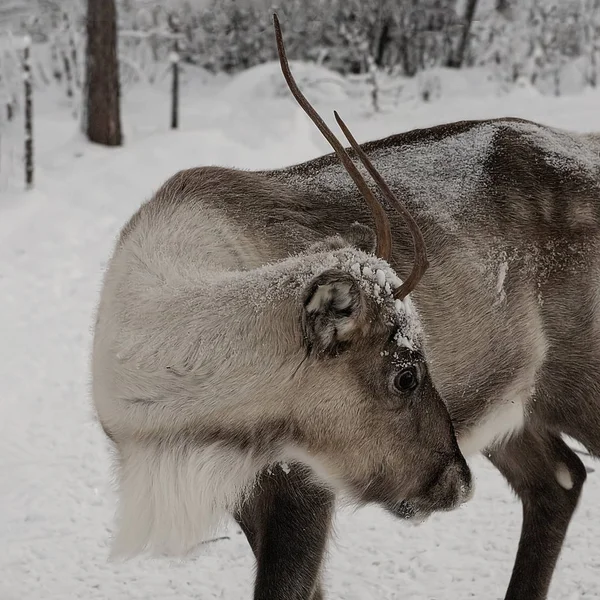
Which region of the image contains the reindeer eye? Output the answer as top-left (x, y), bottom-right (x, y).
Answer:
top-left (394, 368), bottom-right (419, 393)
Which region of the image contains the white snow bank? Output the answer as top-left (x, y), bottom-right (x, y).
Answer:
top-left (222, 59), bottom-right (348, 104)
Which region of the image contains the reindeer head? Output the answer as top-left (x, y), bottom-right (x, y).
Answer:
top-left (265, 245), bottom-right (471, 522)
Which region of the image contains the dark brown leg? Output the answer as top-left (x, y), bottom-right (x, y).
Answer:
top-left (487, 428), bottom-right (587, 600)
top-left (235, 464), bottom-right (334, 600)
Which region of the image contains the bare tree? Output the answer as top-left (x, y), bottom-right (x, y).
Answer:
top-left (85, 0), bottom-right (122, 146)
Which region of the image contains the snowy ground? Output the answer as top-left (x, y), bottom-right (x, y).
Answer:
top-left (2, 65), bottom-right (600, 600)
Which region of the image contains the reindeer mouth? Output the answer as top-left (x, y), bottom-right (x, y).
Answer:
top-left (385, 456), bottom-right (474, 522)
top-left (386, 499), bottom-right (420, 520)
top-left (384, 494), bottom-right (464, 525)
top-left (386, 496), bottom-right (447, 522)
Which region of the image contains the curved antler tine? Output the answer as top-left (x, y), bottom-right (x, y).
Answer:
top-left (273, 13), bottom-right (392, 262)
top-left (334, 111), bottom-right (429, 300)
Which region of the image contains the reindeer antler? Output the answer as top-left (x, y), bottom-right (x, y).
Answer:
top-left (333, 112), bottom-right (429, 300)
top-left (273, 13), bottom-right (392, 262)
top-left (273, 14), bottom-right (428, 299)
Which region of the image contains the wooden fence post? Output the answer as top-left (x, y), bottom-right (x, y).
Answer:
top-left (23, 35), bottom-right (34, 189)
top-left (170, 40), bottom-right (180, 130)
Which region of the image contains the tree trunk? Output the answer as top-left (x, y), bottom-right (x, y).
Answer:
top-left (447, 0), bottom-right (479, 68)
top-left (85, 0), bottom-right (122, 146)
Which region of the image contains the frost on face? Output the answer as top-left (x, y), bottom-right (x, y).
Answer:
top-left (344, 255), bottom-right (422, 350)
top-left (394, 332), bottom-right (415, 351)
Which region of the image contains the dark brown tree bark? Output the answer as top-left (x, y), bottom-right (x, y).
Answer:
top-left (85, 0), bottom-right (122, 146)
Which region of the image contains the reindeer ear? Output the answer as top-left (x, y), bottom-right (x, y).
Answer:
top-left (302, 270), bottom-right (367, 356)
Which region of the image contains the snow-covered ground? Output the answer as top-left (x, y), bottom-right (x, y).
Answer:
top-left (2, 65), bottom-right (600, 600)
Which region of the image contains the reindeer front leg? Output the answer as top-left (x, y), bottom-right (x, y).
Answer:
top-left (234, 464), bottom-right (334, 600)
top-left (487, 428), bottom-right (587, 600)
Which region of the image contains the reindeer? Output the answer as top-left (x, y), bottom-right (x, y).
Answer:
top-left (93, 13), bottom-right (600, 600)
top-left (90, 16), bottom-right (474, 572)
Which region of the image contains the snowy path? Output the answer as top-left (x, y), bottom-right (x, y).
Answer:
top-left (1, 79), bottom-right (600, 599)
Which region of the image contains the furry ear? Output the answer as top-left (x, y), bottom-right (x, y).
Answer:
top-left (302, 270), bottom-right (367, 356)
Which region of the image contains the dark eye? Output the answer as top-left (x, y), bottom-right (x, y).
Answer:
top-left (394, 368), bottom-right (419, 393)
